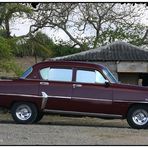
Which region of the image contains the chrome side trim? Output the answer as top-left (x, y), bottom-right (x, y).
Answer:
top-left (45, 95), bottom-right (112, 102)
top-left (46, 95), bottom-right (111, 101)
top-left (114, 100), bottom-right (148, 104)
top-left (0, 93), bottom-right (71, 99)
top-left (43, 109), bottom-right (122, 118)
top-left (0, 93), bottom-right (41, 98)
top-left (0, 93), bottom-right (112, 102)
top-left (41, 92), bottom-right (49, 110)
top-left (47, 95), bottom-right (71, 99)
top-left (73, 97), bottom-right (112, 102)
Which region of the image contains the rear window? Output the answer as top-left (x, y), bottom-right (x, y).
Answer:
top-left (20, 67), bottom-right (33, 79)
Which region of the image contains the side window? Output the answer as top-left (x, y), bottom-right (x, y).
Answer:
top-left (76, 69), bottom-right (106, 84)
top-left (40, 67), bottom-right (50, 80)
top-left (95, 71), bottom-right (106, 83)
top-left (76, 70), bottom-right (96, 83)
top-left (40, 67), bottom-right (72, 82)
top-left (21, 67), bottom-right (33, 79)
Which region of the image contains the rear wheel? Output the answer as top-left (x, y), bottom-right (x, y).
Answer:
top-left (11, 102), bottom-right (38, 124)
top-left (127, 105), bottom-right (148, 129)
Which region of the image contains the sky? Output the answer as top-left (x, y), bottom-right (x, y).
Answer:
top-left (10, 18), bottom-right (70, 42)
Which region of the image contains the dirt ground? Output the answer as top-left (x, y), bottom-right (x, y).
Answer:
top-left (0, 113), bottom-right (148, 145)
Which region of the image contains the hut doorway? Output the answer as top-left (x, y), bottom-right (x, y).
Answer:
top-left (139, 73), bottom-right (148, 86)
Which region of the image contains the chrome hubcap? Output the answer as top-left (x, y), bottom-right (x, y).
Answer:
top-left (132, 109), bottom-right (148, 126)
top-left (16, 105), bottom-right (32, 121)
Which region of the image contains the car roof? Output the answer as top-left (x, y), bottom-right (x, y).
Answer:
top-left (32, 61), bottom-right (106, 70)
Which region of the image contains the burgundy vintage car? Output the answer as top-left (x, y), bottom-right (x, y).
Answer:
top-left (0, 61), bottom-right (148, 129)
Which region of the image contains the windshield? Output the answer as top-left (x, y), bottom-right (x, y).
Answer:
top-left (103, 68), bottom-right (118, 83)
top-left (20, 67), bottom-right (33, 79)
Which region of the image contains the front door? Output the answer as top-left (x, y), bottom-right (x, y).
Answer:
top-left (70, 68), bottom-right (114, 114)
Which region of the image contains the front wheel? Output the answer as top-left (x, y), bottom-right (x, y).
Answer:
top-left (11, 102), bottom-right (38, 124)
top-left (33, 112), bottom-right (44, 123)
top-left (127, 105), bottom-right (148, 129)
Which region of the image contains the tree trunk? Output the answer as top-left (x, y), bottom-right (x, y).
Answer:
top-left (93, 30), bottom-right (100, 48)
top-left (5, 18), bottom-right (11, 38)
top-left (61, 26), bottom-right (88, 50)
top-left (34, 51), bottom-right (38, 64)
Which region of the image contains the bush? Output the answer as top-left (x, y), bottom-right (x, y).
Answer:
top-left (0, 36), bottom-right (12, 59)
top-left (0, 59), bottom-right (23, 77)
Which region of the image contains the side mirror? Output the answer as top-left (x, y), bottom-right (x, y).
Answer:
top-left (104, 80), bottom-right (110, 87)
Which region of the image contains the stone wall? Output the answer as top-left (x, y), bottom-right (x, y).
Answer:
top-left (0, 57), bottom-right (42, 77)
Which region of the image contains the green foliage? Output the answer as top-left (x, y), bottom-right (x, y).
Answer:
top-left (12, 31), bottom-right (80, 60)
top-left (5, 3), bottom-right (32, 15)
top-left (53, 44), bottom-right (81, 57)
top-left (29, 32), bottom-right (53, 59)
top-left (0, 36), bottom-right (12, 59)
top-left (0, 29), bottom-right (7, 38)
top-left (0, 3), bottom-right (32, 22)
top-left (12, 32), bottom-right (54, 62)
top-left (0, 59), bottom-right (23, 77)
top-left (93, 24), bottom-right (147, 47)
top-left (0, 29), bottom-right (23, 77)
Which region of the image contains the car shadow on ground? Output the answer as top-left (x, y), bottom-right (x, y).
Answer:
top-left (38, 121), bottom-right (130, 129)
top-left (0, 119), bottom-right (130, 129)
top-left (0, 120), bottom-right (14, 124)
top-left (0, 113), bottom-right (142, 129)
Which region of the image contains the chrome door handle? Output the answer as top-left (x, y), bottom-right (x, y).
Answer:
top-left (73, 84), bottom-right (82, 88)
top-left (40, 82), bottom-right (49, 85)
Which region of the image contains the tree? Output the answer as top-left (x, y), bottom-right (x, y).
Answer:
top-left (0, 3), bottom-right (32, 38)
top-left (78, 3), bottom-right (148, 47)
top-left (0, 36), bottom-right (12, 59)
top-left (52, 40), bottom-right (81, 57)
top-left (0, 32), bottom-right (23, 77)
top-left (14, 32), bottom-right (54, 63)
top-left (29, 3), bottom-right (148, 49)
top-left (29, 3), bottom-right (86, 49)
